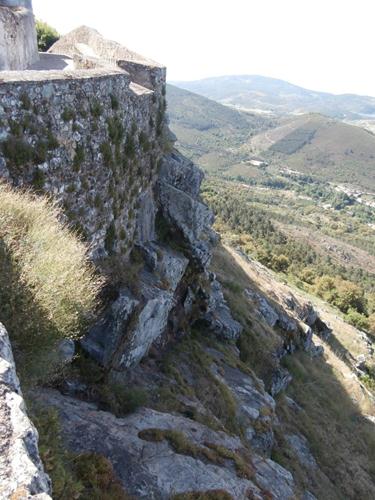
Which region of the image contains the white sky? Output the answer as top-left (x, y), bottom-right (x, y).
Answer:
top-left (33, 0), bottom-right (375, 96)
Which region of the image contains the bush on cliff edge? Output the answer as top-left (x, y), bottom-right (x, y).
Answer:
top-left (0, 183), bottom-right (102, 384)
top-left (36, 20), bottom-right (60, 52)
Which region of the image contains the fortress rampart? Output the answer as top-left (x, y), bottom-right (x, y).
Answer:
top-left (0, 32), bottom-right (167, 258)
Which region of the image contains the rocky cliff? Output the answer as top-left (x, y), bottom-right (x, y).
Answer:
top-left (0, 26), bottom-right (361, 500)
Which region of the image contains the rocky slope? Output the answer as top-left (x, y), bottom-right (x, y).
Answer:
top-left (1, 26), bottom-right (374, 500)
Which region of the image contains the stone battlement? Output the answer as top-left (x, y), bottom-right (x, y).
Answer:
top-left (0, 25), bottom-right (166, 94)
top-left (0, 27), bottom-right (167, 258)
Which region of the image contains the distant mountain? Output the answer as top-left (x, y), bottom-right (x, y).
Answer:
top-left (168, 85), bottom-right (375, 190)
top-left (248, 113), bottom-right (375, 189)
top-left (172, 75), bottom-right (375, 120)
top-left (166, 84), bottom-right (273, 171)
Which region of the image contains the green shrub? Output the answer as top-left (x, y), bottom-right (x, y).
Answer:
top-left (32, 168), bottom-right (46, 192)
top-left (314, 276), bottom-right (366, 314)
top-left (2, 131), bottom-right (59, 171)
top-left (0, 183), bottom-right (102, 384)
top-left (156, 102), bottom-right (165, 136)
top-left (62, 108), bottom-right (75, 123)
top-left (222, 280), bottom-right (242, 294)
top-left (271, 254), bottom-right (290, 272)
top-left (124, 133), bottom-right (136, 159)
top-left (31, 406), bottom-right (129, 499)
top-left (31, 407), bottom-right (83, 498)
top-left (39, 134), bottom-right (58, 160)
top-left (139, 428), bottom-right (252, 480)
top-left (73, 145), bottom-right (85, 172)
top-left (360, 373), bottom-right (375, 392)
top-left (100, 142), bottom-right (113, 168)
top-left (98, 384), bottom-right (148, 417)
top-left (36, 20), bottom-right (59, 52)
top-left (139, 131), bottom-right (151, 152)
top-left (110, 94), bottom-right (119, 111)
top-left (91, 100), bottom-right (103, 119)
top-left (345, 309), bottom-right (369, 331)
top-left (107, 116), bottom-right (124, 145)
top-left (104, 222), bottom-right (116, 254)
top-left (20, 93), bottom-right (32, 111)
top-left (1, 136), bottom-right (34, 169)
top-left (94, 193), bottom-right (103, 210)
top-left (73, 453), bottom-right (130, 499)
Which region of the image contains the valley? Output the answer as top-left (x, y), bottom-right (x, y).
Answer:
top-left (173, 74), bottom-right (375, 121)
top-left (168, 79), bottom-right (375, 400)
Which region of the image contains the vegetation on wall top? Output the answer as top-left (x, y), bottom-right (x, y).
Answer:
top-left (36, 19), bottom-right (60, 52)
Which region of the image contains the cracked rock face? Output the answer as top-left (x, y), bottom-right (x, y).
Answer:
top-left (81, 289), bottom-right (140, 366)
top-left (205, 278), bottom-right (243, 340)
top-left (271, 367), bottom-right (293, 397)
top-left (0, 324), bottom-right (51, 499)
top-left (286, 433), bottom-right (317, 470)
top-left (35, 388), bottom-right (297, 500)
top-left (210, 358), bottom-right (276, 455)
top-left (83, 149), bottom-right (241, 368)
top-left (158, 152), bottom-right (216, 269)
top-left (82, 244), bottom-right (189, 370)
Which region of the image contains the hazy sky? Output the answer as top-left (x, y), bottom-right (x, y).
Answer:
top-left (33, 0), bottom-right (375, 96)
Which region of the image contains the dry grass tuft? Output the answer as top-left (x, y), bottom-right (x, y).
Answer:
top-left (0, 183), bottom-right (103, 384)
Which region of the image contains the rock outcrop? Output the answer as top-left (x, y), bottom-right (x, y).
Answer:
top-left (210, 357), bottom-right (276, 454)
top-left (0, 324), bottom-right (51, 499)
top-left (80, 146), bottom-right (240, 371)
top-left (158, 152), bottom-right (216, 268)
top-left (35, 388), bottom-right (297, 500)
top-left (205, 277), bottom-right (243, 340)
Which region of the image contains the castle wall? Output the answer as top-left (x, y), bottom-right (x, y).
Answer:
top-left (118, 60), bottom-right (166, 92)
top-left (0, 4), bottom-right (38, 70)
top-left (0, 69), bottom-right (167, 258)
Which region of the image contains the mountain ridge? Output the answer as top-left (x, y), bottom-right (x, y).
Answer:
top-left (171, 74), bottom-right (375, 119)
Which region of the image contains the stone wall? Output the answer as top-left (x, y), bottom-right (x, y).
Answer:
top-left (0, 68), bottom-right (168, 258)
top-left (0, 4), bottom-right (38, 70)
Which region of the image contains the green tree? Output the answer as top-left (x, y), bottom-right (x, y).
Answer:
top-left (36, 20), bottom-right (60, 52)
top-left (271, 254), bottom-right (290, 272)
top-left (334, 278), bottom-right (366, 314)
